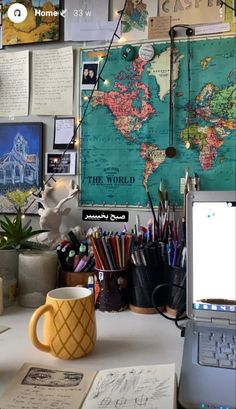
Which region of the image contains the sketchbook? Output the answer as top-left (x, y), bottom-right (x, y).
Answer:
top-left (0, 362), bottom-right (177, 409)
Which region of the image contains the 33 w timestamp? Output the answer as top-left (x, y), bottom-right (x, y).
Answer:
top-left (73, 9), bottom-right (92, 17)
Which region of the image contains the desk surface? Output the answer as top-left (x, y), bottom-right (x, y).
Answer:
top-left (0, 305), bottom-right (184, 395)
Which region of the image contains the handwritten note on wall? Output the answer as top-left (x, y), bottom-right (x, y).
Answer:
top-left (0, 50), bottom-right (29, 117)
top-left (31, 47), bottom-right (73, 116)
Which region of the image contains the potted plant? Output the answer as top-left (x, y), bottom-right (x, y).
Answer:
top-left (0, 207), bottom-right (46, 283)
top-left (0, 208), bottom-right (53, 308)
top-left (0, 208), bottom-right (45, 251)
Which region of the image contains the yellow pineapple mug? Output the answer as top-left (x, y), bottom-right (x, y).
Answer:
top-left (29, 287), bottom-right (96, 360)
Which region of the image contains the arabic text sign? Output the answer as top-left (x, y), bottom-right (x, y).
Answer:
top-left (82, 210), bottom-right (129, 223)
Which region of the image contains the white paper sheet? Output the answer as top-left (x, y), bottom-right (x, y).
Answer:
top-left (64, 0), bottom-right (109, 41)
top-left (82, 364), bottom-right (176, 409)
top-left (31, 47), bottom-right (73, 116)
top-left (0, 50), bottom-right (29, 117)
top-left (70, 21), bottom-right (119, 42)
top-left (54, 117), bottom-right (75, 146)
top-left (0, 363), bottom-right (96, 409)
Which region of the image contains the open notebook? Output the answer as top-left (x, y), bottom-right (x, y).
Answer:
top-left (0, 362), bottom-right (177, 409)
top-left (179, 191), bottom-right (236, 408)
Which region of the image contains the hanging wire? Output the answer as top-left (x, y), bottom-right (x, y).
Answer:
top-left (186, 28), bottom-right (193, 149)
top-left (219, 0), bottom-right (236, 12)
top-left (169, 29), bottom-right (175, 149)
top-left (23, 0), bottom-right (128, 214)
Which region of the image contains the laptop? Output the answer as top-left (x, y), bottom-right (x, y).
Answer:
top-left (178, 191), bottom-right (236, 409)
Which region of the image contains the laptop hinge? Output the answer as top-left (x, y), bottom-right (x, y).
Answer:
top-left (211, 318), bottom-right (235, 326)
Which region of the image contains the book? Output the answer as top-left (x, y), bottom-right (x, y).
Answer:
top-left (0, 362), bottom-right (177, 409)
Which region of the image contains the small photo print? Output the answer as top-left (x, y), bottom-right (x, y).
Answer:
top-left (45, 152), bottom-right (76, 175)
top-left (81, 61), bottom-right (99, 90)
top-left (22, 367), bottom-right (84, 388)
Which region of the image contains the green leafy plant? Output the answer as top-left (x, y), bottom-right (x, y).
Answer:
top-left (0, 208), bottom-right (47, 250)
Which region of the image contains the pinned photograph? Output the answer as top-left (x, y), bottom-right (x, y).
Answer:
top-left (45, 152), bottom-right (76, 175)
top-left (81, 62), bottom-right (99, 90)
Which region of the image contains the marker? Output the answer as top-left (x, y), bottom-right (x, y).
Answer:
top-left (88, 276), bottom-right (94, 292)
top-left (66, 250), bottom-right (75, 272)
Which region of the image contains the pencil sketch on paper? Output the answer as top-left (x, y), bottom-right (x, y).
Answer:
top-left (82, 365), bottom-right (175, 409)
top-left (21, 367), bottom-right (84, 388)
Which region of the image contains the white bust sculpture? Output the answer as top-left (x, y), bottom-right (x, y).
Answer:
top-left (35, 181), bottom-right (84, 249)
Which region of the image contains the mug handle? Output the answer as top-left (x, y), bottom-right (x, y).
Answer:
top-left (29, 304), bottom-right (53, 353)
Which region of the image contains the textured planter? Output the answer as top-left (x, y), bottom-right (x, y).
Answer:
top-left (0, 250), bottom-right (18, 307)
top-left (0, 249), bottom-right (19, 282)
top-left (18, 251), bottom-right (58, 308)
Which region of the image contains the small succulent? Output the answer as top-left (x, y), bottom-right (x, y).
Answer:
top-left (0, 208), bottom-right (47, 250)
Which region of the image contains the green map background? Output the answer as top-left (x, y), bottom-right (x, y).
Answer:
top-left (80, 36), bottom-right (235, 207)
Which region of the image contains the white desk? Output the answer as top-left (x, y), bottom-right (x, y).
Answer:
top-left (0, 305), bottom-right (184, 395)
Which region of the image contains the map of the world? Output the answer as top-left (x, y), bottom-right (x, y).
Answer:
top-left (80, 36), bottom-right (235, 207)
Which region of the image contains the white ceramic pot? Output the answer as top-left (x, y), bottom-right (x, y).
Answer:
top-left (18, 251), bottom-right (58, 308)
top-left (0, 250), bottom-right (19, 283)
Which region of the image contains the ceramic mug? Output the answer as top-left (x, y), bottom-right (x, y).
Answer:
top-left (29, 287), bottom-right (96, 360)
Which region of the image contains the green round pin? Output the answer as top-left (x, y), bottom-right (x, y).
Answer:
top-left (121, 44), bottom-right (135, 61)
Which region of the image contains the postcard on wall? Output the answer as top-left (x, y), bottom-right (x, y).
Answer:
top-left (45, 152), bottom-right (76, 175)
top-left (2, 0), bottom-right (60, 46)
top-left (31, 47), bottom-right (73, 116)
top-left (0, 50), bottom-right (29, 117)
top-left (148, 15), bottom-right (171, 39)
top-left (0, 122), bottom-right (43, 215)
top-left (0, 363), bottom-right (177, 409)
top-left (81, 62), bottom-right (99, 90)
top-left (53, 117), bottom-right (75, 149)
top-left (159, 0), bottom-right (225, 25)
top-left (64, 0), bottom-right (109, 41)
top-left (112, 0), bottom-right (158, 41)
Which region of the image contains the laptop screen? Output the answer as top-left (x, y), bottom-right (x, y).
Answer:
top-left (187, 191), bottom-right (236, 319)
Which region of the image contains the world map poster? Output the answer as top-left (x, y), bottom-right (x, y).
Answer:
top-left (80, 36), bottom-right (235, 207)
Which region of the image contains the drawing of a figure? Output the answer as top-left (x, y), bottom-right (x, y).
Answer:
top-left (98, 397), bottom-right (112, 408)
top-left (122, 0), bottom-right (148, 33)
top-left (22, 367), bottom-right (83, 387)
top-left (92, 372), bottom-right (121, 398)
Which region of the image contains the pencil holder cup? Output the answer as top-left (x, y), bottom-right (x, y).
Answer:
top-left (59, 269), bottom-right (95, 288)
top-left (95, 268), bottom-right (128, 312)
top-left (166, 266), bottom-right (186, 316)
top-left (128, 264), bottom-right (165, 314)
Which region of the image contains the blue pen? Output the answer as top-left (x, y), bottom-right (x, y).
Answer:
top-left (171, 240), bottom-right (178, 267)
top-left (166, 243), bottom-right (171, 265)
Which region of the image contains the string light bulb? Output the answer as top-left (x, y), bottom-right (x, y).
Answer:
top-left (104, 79), bottom-right (109, 85)
top-left (83, 95), bottom-right (89, 101)
top-left (185, 141), bottom-right (191, 149)
top-left (219, 1), bottom-right (223, 18)
top-left (118, 36), bottom-right (126, 42)
top-left (21, 214), bottom-right (26, 220)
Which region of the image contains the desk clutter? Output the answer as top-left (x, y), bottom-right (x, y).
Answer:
top-left (56, 211), bottom-right (186, 315)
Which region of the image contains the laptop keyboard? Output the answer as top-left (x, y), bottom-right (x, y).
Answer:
top-left (198, 329), bottom-right (236, 369)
